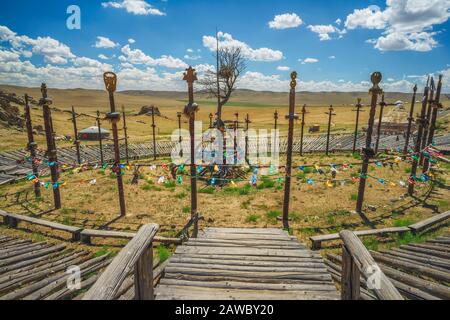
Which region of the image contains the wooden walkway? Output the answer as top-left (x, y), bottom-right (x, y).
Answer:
top-left (325, 234), bottom-right (450, 300)
top-left (155, 228), bottom-right (339, 300)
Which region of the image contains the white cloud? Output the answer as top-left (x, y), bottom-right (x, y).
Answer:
top-left (101, 0), bottom-right (165, 16)
top-left (120, 44), bottom-right (188, 69)
top-left (345, 0), bottom-right (450, 52)
top-left (328, 55), bottom-right (336, 59)
top-left (277, 66), bottom-right (290, 71)
top-left (335, 18), bottom-right (342, 25)
top-left (94, 36), bottom-right (119, 48)
top-left (202, 31), bottom-right (283, 62)
top-left (128, 38), bottom-right (136, 44)
top-left (98, 54), bottom-right (109, 60)
top-left (299, 58), bottom-right (319, 64)
top-left (268, 13), bottom-right (303, 30)
top-left (308, 24), bottom-right (342, 41)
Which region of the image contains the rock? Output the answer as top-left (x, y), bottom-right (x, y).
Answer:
top-left (138, 105), bottom-right (161, 116)
top-left (367, 205), bottom-right (377, 211)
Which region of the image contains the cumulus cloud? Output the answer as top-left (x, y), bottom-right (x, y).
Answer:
top-left (299, 58), bottom-right (319, 64)
top-left (203, 31), bottom-right (283, 62)
top-left (120, 44), bottom-right (188, 69)
top-left (307, 24), bottom-right (343, 41)
top-left (345, 0), bottom-right (450, 52)
top-left (98, 54), bottom-right (109, 60)
top-left (94, 36), bottom-right (119, 48)
top-left (128, 38), bottom-right (136, 44)
top-left (277, 66), bottom-right (290, 71)
top-left (101, 0), bottom-right (165, 16)
top-left (268, 13), bottom-right (303, 30)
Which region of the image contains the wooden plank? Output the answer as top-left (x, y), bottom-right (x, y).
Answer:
top-left (339, 231), bottom-right (403, 300)
top-left (83, 224), bottom-right (159, 300)
top-left (174, 253), bottom-right (324, 263)
top-left (175, 246), bottom-right (321, 258)
top-left (409, 211), bottom-right (450, 233)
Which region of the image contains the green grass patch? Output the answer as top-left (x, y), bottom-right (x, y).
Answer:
top-left (163, 180), bottom-right (176, 189)
top-left (199, 187), bottom-right (215, 194)
top-left (350, 193), bottom-right (358, 201)
top-left (157, 244), bottom-right (170, 263)
top-left (266, 210), bottom-right (281, 221)
top-left (393, 218), bottom-right (415, 227)
top-left (257, 177), bottom-right (275, 189)
top-left (175, 192), bottom-right (187, 199)
top-left (182, 205), bottom-right (191, 213)
top-left (246, 214), bottom-right (260, 223)
top-left (363, 236), bottom-right (379, 251)
top-left (240, 199), bottom-right (251, 210)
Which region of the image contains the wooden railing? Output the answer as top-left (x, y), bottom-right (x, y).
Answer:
top-left (83, 224), bottom-right (159, 300)
top-left (339, 230), bottom-right (403, 300)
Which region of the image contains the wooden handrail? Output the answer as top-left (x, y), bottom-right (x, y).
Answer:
top-left (339, 230), bottom-right (403, 300)
top-left (83, 224), bottom-right (159, 300)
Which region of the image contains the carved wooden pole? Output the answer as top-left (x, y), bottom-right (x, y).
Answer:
top-left (274, 110), bottom-right (278, 131)
top-left (209, 113), bottom-right (214, 129)
top-left (151, 107), bottom-right (157, 160)
top-left (404, 85), bottom-right (418, 154)
top-left (352, 98), bottom-right (363, 154)
top-left (183, 67), bottom-right (199, 238)
top-left (40, 84), bottom-right (61, 209)
top-left (103, 72), bottom-right (126, 216)
top-left (356, 72), bottom-right (382, 214)
top-left (71, 106), bottom-right (81, 165)
top-left (375, 94), bottom-right (386, 154)
top-left (420, 78), bottom-right (435, 165)
top-left (423, 75), bottom-right (443, 173)
top-left (325, 105), bottom-right (336, 156)
top-left (234, 112), bottom-right (238, 165)
top-left (299, 104), bottom-right (307, 156)
top-left (408, 77), bottom-right (430, 196)
top-left (24, 94), bottom-right (41, 199)
top-left (122, 105), bottom-right (129, 164)
top-left (245, 113), bottom-right (250, 163)
top-left (96, 111), bottom-right (104, 164)
top-left (282, 71), bottom-right (297, 230)
top-left (177, 112), bottom-right (183, 158)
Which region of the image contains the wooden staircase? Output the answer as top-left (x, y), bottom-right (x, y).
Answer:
top-left (155, 228), bottom-right (339, 300)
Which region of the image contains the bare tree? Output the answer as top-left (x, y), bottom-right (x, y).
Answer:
top-left (199, 47), bottom-right (246, 127)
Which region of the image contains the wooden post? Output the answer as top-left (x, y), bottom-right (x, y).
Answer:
top-left (103, 72), bottom-right (126, 217)
top-left (299, 105), bottom-right (307, 156)
top-left (24, 94), bottom-right (41, 199)
top-left (341, 244), bottom-right (361, 300)
top-left (177, 112), bottom-right (183, 158)
top-left (122, 105), bottom-right (129, 164)
top-left (282, 72), bottom-right (297, 230)
top-left (356, 72), bottom-right (382, 214)
top-left (40, 84), bottom-right (61, 209)
top-left (352, 98), bottom-right (363, 154)
top-left (183, 67), bottom-right (199, 238)
top-left (274, 110), bottom-right (278, 131)
top-left (209, 113), bottom-right (214, 129)
top-left (325, 105), bottom-right (335, 156)
top-left (96, 111), bottom-right (104, 164)
top-left (423, 75), bottom-right (443, 173)
top-left (71, 106), bottom-right (81, 165)
top-left (408, 78), bottom-right (430, 196)
top-left (404, 85), bottom-right (418, 154)
top-left (375, 94), bottom-right (386, 154)
top-left (134, 246), bottom-right (153, 300)
top-left (151, 107), bottom-right (157, 160)
top-left (420, 78), bottom-right (435, 165)
top-left (245, 114), bottom-right (250, 163)
top-left (234, 112), bottom-right (238, 165)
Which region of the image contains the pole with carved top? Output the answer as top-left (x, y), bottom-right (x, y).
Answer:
top-left (103, 72), bottom-right (126, 216)
top-left (24, 94), bottom-right (41, 199)
top-left (299, 104), bottom-right (307, 156)
top-left (183, 66), bottom-right (199, 238)
top-left (423, 75), bottom-right (443, 173)
top-left (40, 84), bottom-right (61, 209)
top-left (282, 71), bottom-right (297, 230)
top-left (71, 106), bottom-right (81, 165)
top-left (420, 78), bottom-right (435, 165)
top-left (404, 85), bottom-right (418, 154)
top-left (356, 72), bottom-right (382, 214)
top-left (408, 77), bottom-right (430, 196)
top-left (352, 98), bottom-right (363, 154)
top-left (375, 94), bottom-right (386, 154)
top-left (325, 105), bottom-right (336, 156)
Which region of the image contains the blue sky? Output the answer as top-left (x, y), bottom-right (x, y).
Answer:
top-left (0, 0), bottom-right (449, 92)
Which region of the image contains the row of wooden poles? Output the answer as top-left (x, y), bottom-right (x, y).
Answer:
top-left (22, 70), bottom-right (443, 231)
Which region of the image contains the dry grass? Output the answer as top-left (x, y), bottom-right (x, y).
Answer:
top-left (2, 154), bottom-right (448, 246)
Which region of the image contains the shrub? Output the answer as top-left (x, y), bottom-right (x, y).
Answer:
top-left (266, 210), bottom-right (281, 221)
top-left (246, 214), bottom-right (260, 223)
